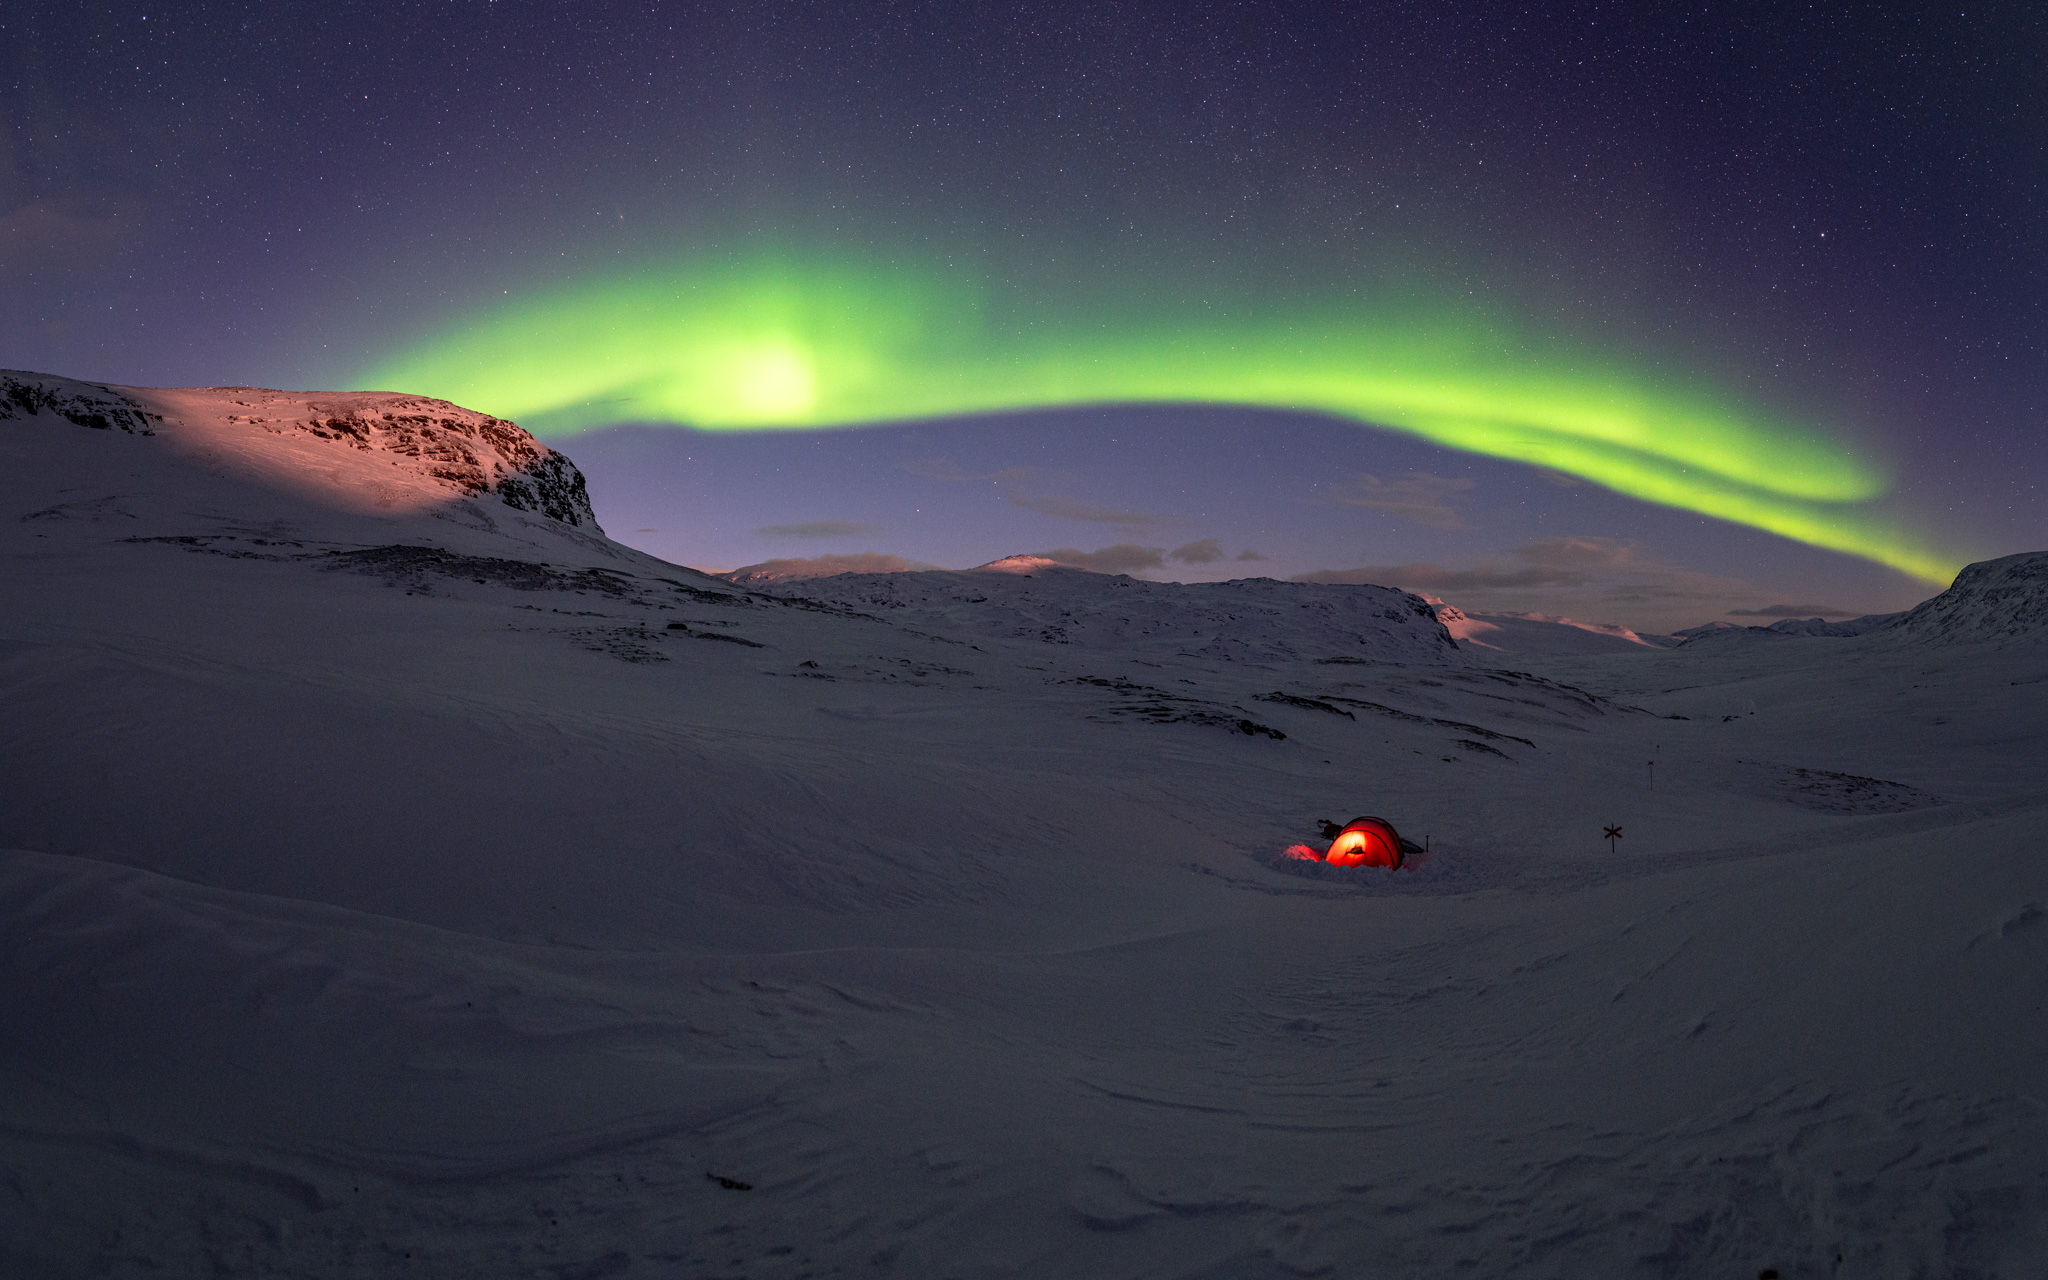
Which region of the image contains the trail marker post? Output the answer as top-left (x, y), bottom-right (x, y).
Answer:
top-left (1604, 825), bottom-right (1623, 854)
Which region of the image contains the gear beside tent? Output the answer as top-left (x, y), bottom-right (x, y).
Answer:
top-left (1284, 816), bottom-right (1419, 869)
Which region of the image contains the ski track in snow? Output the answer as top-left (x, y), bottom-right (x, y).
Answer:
top-left (4, 374), bottom-right (2048, 1278)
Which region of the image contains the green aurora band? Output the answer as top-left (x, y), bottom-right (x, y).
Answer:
top-left (359, 251), bottom-right (1960, 583)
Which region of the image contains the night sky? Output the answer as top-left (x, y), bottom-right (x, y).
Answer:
top-left (8, 1), bottom-right (2044, 630)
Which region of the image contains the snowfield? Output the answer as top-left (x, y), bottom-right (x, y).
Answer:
top-left (4, 372), bottom-right (2046, 1278)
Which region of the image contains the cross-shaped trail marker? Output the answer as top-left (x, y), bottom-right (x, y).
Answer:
top-left (1604, 825), bottom-right (1623, 854)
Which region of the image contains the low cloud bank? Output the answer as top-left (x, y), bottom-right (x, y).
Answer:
top-left (1031, 544), bottom-right (1168, 575)
top-left (1286, 536), bottom-right (1857, 633)
top-left (1027, 539), bottom-right (1267, 576)
top-left (755, 520), bottom-right (886, 539)
top-left (1294, 563), bottom-right (1576, 590)
top-left (1322, 471), bottom-right (1475, 530)
top-left (1727, 603), bottom-right (1859, 617)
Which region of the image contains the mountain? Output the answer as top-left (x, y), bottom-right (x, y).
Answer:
top-left (1764, 612), bottom-right (1905, 637)
top-left (6, 372), bottom-right (2048, 1278)
top-left (1429, 599), bottom-right (1674, 654)
top-left (738, 559), bottom-right (1466, 665)
top-left (722, 551), bottom-right (941, 582)
top-left (1, 370), bottom-right (620, 565)
top-left (1869, 550), bottom-right (2048, 645)
top-left (1670, 621), bottom-right (1787, 646)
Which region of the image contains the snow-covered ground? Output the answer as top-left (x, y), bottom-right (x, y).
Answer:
top-left (4, 373), bottom-right (2046, 1278)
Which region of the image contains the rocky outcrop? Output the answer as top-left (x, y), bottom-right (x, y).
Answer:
top-left (1, 373), bottom-right (162, 435)
top-left (217, 391), bottom-right (601, 528)
top-left (3, 372), bottom-right (600, 530)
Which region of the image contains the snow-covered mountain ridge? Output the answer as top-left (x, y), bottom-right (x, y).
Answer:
top-left (1764, 612), bottom-right (1903, 637)
top-left (2, 370), bottom-right (599, 530)
top-left (1658, 553), bottom-right (2048, 648)
top-left (731, 561), bottom-right (1466, 665)
top-left (1, 371), bottom-right (165, 435)
top-left (1427, 598), bottom-right (1674, 654)
top-left (1870, 549), bottom-right (2048, 645)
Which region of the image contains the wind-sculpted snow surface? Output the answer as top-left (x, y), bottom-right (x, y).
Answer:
top-left (3, 375), bottom-right (2047, 1278)
top-left (732, 563), bottom-right (1467, 665)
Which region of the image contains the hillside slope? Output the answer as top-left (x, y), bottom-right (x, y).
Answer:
top-left (737, 560), bottom-right (1465, 665)
top-left (1872, 549), bottom-right (2048, 645)
top-left (1, 370), bottom-right (640, 570)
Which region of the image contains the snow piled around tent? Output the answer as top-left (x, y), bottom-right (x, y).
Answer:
top-left (5, 374), bottom-right (2048, 1279)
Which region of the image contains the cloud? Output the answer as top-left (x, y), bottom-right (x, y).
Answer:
top-left (1294, 537), bottom-right (1647, 590)
top-left (1285, 534), bottom-right (1860, 633)
top-left (1033, 544), bottom-right (1168, 575)
top-left (1325, 471), bottom-right (1475, 530)
top-left (1168, 538), bottom-right (1225, 564)
top-left (755, 520), bottom-right (886, 539)
top-left (1292, 563), bottom-right (1581, 589)
top-left (1235, 549), bottom-right (1268, 561)
top-left (1728, 603), bottom-right (1860, 617)
top-left (1510, 535), bottom-right (1638, 570)
top-left (721, 552), bottom-right (937, 583)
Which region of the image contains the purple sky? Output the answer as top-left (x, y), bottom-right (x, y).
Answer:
top-left (8, 1), bottom-right (2043, 630)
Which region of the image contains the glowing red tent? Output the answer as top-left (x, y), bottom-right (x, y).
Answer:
top-left (1277, 819), bottom-right (1409, 868)
top-left (1282, 815), bottom-right (1414, 868)
top-left (1324, 816), bottom-right (1405, 868)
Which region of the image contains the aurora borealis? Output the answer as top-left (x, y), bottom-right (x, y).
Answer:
top-left (11, 1), bottom-right (2044, 624)
top-left (359, 248), bottom-right (1956, 582)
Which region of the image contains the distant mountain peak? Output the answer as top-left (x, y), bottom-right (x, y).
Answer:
top-left (1417, 594), bottom-right (1670, 654)
top-left (971, 554), bottom-right (1067, 575)
top-left (721, 552), bottom-right (939, 583)
top-left (1764, 613), bottom-right (1903, 637)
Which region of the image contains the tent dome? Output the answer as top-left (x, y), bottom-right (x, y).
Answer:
top-left (1326, 816), bottom-right (1404, 869)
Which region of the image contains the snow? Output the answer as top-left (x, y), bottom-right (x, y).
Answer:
top-left (4, 375), bottom-right (2047, 1277)
top-left (1, 370), bottom-right (609, 553)
top-left (1427, 598), bottom-right (1675, 655)
top-left (1869, 550), bottom-right (2048, 645)
top-left (729, 562), bottom-right (1465, 666)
